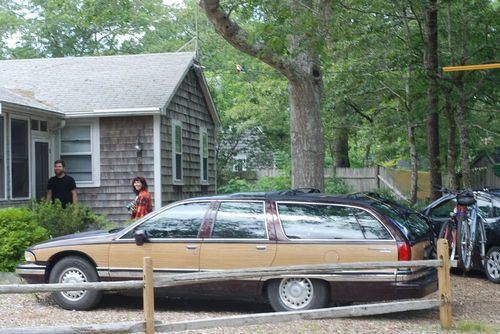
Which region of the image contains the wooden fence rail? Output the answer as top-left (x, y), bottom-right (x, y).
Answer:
top-left (0, 240), bottom-right (453, 334)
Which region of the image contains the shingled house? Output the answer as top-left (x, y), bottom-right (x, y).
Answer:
top-left (0, 52), bottom-right (219, 222)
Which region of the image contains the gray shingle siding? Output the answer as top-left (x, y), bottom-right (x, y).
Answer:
top-left (161, 70), bottom-right (216, 204)
top-left (78, 116), bottom-right (154, 223)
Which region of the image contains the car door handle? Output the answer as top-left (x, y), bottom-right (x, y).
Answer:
top-left (368, 248), bottom-right (392, 253)
top-left (186, 245), bottom-right (198, 250)
top-left (256, 245), bottom-right (267, 251)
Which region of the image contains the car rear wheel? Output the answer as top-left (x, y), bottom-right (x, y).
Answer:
top-left (267, 278), bottom-right (329, 312)
top-left (49, 256), bottom-right (102, 310)
top-left (484, 247), bottom-right (500, 284)
top-left (438, 220), bottom-right (457, 260)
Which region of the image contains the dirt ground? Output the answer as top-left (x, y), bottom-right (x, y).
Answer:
top-left (1, 270), bottom-right (499, 333)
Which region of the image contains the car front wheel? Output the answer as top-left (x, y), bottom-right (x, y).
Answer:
top-left (484, 247), bottom-right (500, 284)
top-left (49, 256), bottom-right (103, 310)
top-left (267, 278), bottom-right (329, 312)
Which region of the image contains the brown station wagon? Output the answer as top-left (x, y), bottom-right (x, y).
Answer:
top-left (16, 190), bottom-right (438, 311)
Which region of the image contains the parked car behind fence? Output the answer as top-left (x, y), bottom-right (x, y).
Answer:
top-left (421, 190), bottom-right (500, 283)
top-left (17, 190), bottom-right (438, 311)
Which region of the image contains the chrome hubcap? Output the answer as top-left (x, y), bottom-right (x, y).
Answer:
top-left (279, 278), bottom-right (314, 310)
top-left (486, 251), bottom-right (500, 280)
top-left (59, 267), bottom-right (87, 301)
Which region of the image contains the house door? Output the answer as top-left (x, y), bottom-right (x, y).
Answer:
top-left (34, 141), bottom-right (49, 200)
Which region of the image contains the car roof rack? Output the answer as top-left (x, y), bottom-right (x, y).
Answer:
top-left (273, 188), bottom-right (322, 196)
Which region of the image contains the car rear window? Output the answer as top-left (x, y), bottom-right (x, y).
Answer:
top-left (277, 203), bottom-right (392, 240)
top-left (372, 203), bottom-right (430, 242)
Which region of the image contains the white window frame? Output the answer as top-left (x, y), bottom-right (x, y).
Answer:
top-left (0, 114), bottom-right (6, 200)
top-left (172, 120), bottom-right (183, 184)
top-left (9, 115), bottom-right (31, 200)
top-left (200, 127), bottom-right (209, 184)
top-left (59, 118), bottom-right (100, 188)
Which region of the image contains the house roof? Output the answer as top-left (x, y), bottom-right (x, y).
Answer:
top-left (0, 52), bottom-right (219, 124)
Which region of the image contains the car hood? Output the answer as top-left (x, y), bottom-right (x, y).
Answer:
top-left (30, 229), bottom-right (121, 250)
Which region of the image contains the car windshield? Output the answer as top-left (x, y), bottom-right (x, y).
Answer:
top-left (372, 202), bottom-right (430, 242)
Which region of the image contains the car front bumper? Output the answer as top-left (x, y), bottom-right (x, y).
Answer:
top-left (15, 264), bottom-right (46, 284)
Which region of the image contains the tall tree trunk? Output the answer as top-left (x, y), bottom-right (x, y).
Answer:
top-left (455, 3), bottom-right (472, 189)
top-left (364, 143), bottom-right (371, 167)
top-left (405, 66), bottom-right (418, 205)
top-left (444, 1), bottom-right (458, 191)
top-left (425, 0), bottom-right (442, 199)
top-left (331, 103), bottom-right (350, 168)
top-left (200, 0), bottom-right (329, 191)
top-left (288, 77), bottom-right (325, 190)
top-left (455, 78), bottom-right (472, 189)
top-left (444, 92), bottom-right (458, 190)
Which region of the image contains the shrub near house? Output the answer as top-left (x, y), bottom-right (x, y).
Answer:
top-left (0, 203), bottom-right (111, 272)
top-left (0, 208), bottom-right (47, 272)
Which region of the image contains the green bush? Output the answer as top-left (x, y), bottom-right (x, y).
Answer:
top-left (32, 200), bottom-right (112, 238)
top-left (325, 177), bottom-right (351, 194)
top-left (252, 176), bottom-right (291, 191)
top-left (218, 178), bottom-right (252, 194)
top-left (0, 207), bottom-right (48, 272)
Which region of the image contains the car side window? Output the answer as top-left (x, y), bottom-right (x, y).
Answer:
top-left (476, 198), bottom-right (492, 217)
top-left (430, 199), bottom-right (456, 218)
top-left (133, 202), bottom-right (210, 238)
top-left (277, 203), bottom-right (364, 239)
top-left (354, 209), bottom-right (393, 239)
top-left (492, 199), bottom-right (500, 218)
top-left (211, 201), bottom-right (266, 239)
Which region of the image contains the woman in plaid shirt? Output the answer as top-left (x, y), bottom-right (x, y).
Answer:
top-left (128, 176), bottom-right (153, 220)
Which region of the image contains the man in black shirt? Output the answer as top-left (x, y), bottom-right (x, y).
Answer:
top-left (46, 159), bottom-right (77, 207)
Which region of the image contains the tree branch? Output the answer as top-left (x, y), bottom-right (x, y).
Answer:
top-left (198, 0), bottom-right (291, 77)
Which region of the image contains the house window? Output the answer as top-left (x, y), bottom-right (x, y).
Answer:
top-left (172, 121), bottom-right (182, 182)
top-left (31, 120), bottom-right (48, 132)
top-left (59, 120), bottom-right (100, 187)
top-left (61, 125), bottom-right (92, 182)
top-left (11, 118), bottom-right (29, 198)
top-left (200, 129), bottom-right (208, 182)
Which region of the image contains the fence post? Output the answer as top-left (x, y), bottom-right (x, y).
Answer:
top-left (143, 257), bottom-right (155, 334)
top-left (437, 239), bottom-right (452, 330)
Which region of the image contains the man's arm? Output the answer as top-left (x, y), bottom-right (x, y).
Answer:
top-left (71, 189), bottom-right (78, 204)
top-left (46, 189), bottom-right (52, 202)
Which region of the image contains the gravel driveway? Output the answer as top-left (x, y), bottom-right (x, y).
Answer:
top-left (1, 271), bottom-right (499, 333)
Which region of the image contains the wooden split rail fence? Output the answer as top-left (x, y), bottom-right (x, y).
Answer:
top-left (0, 239), bottom-right (453, 334)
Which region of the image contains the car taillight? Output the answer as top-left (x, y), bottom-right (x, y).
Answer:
top-left (397, 241), bottom-right (411, 261)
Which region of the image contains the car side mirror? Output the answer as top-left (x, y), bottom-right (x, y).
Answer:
top-left (134, 229), bottom-right (148, 246)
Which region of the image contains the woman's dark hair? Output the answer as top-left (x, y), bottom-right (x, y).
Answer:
top-left (132, 176), bottom-right (148, 194)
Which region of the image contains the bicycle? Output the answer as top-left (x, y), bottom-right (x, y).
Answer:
top-left (437, 190), bottom-right (487, 271)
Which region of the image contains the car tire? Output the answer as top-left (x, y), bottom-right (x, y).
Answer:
top-left (49, 256), bottom-right (102, 310)
top-left (484, 247), bottom-right (500, 284)
top-left (267, 278), bottom-right (329, 312)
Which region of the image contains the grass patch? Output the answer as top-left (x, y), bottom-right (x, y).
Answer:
top-left (455, 320), bottom-right (500, 333)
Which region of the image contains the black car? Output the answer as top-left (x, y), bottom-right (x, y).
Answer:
top-left (421, 191), bottom-right (500, 283)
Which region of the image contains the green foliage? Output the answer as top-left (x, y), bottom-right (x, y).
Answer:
top-left (493, 164), bottom-right (500, 177)
top-left (324, 177), bottom-right (351, 195)
top-left (252, 176), bottom-right (291, 192)
top-left (32, 200), bottom-right (112, 238)
top-left (217, 178), bottom-right (252, 194)
top-left (0, 208), bottom-right (48, 272)
top-left (218, 176), bottom-right (291, 194)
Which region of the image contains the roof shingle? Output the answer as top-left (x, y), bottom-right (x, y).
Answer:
top-left (0, 52), bottom-right (195, 114)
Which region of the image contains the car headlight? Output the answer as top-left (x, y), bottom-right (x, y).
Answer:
top-left (24, 251), bottom-right (36, 263)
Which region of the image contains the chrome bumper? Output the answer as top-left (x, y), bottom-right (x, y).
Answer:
top-left (15, 263), bottom-right (47, 283)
